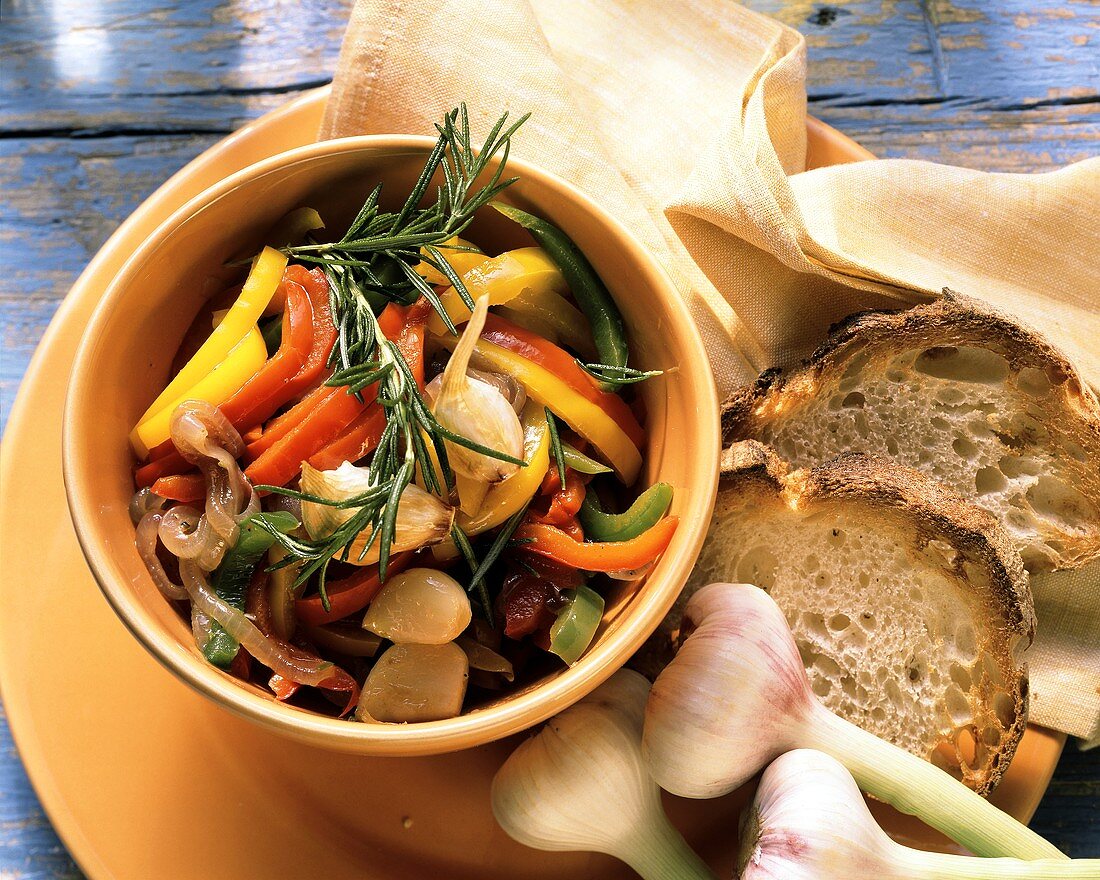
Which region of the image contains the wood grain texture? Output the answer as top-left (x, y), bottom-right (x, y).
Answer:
top-left (0, 1), bottom-right (1096, 876)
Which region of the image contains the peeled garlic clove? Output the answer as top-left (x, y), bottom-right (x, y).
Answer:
top-left (362, 568), bottom-right (472, 645)
top-left (431, 294), bottom-right (524, 483)
top-left (356, 642), bottom-right (469, 723)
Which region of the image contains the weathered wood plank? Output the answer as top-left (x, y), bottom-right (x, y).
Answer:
top-left (0, 1), bottom-right (1097, 877)
top-left (1, 0), bottom-right (351, 132)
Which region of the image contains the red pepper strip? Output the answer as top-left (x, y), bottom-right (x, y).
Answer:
top-left (244, 383), bottom-right (338, 461)
top-left (307, 406), bottom-right (387, 471)
top-left (304, 300), bottom-right (430, 471)
top-left (246, 568), bottom-right (360, 716)
top-left (229, 647), bottom-right (252, 682)
top-left (245, 299), bottom-right (432, 488)
top-left (294, 551), bottom-right (415, 626)
top-left (135, 266), bottom-right (336, 481)
top-left (478, 315), bottom-right (645, 449)
top-left (513, 517), bottom-right (678, 572)
top-left (151, 473), bottom-right (205, 504)
top-left (242, 303), bottom-right (415, 488)
top-left (531, 470), bottom-right (587, 526)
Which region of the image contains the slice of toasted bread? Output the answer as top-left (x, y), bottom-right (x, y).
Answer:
top-left (723, 291), bottom-right (1100, 572)
top-left (666, 441), bottom-right (1035, 795)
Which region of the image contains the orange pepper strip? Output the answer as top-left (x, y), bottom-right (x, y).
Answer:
top-left (478, 314), bottom-right (645, 449)
top-left (294, 551), bottom-right (415, 626)
top-left (513, 517), bottom-right (678, 572)
top-left (151, 473), bottom-right (205, 504)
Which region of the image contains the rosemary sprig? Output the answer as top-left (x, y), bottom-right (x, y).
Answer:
top-left (577, 361), bottom-right (663, 385)
top-left (545, 407), bottom-right (567, 484)
top-left (251, 107), bottom-right (531, 605)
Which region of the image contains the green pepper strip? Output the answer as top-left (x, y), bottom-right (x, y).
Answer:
top-left (549, 584), bottom-right (604, 666)
top-left (203, 510), bottom-right (299, 667)
top-left (492, 203), bottom-right (629, 389)
top-left (578, 482), bottom-right (673, 543)
top-left (561, 443), bottom-right (612, 475)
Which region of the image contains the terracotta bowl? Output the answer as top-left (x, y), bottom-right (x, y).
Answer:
top-left (62, 136), bottom-right (719, 756)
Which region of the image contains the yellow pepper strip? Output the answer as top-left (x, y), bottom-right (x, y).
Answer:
top-left (436, 335), bottom-right (642, 484)
top-left (432, 403), bottom-right (550, 561)
top-left (265, 207), bottom-right (325, 250)
top-left (129, 324), bottom-right (267, 456)
top-left (415, 237), bottom-right (487, 286)
top-left (426, 247), bottom-right (567, 335)
top-left (133, 246), bottom-right (287, 428)
top-left (497, 286), bottom-right (597, 360)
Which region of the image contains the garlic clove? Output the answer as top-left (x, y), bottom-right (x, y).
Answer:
top-left (431, 294), bottom-right (524, 484)
top-left (299, 460), bottom-right (455, 564)
top-left (356, 642), bottom-right (469, 723)
top-left (362, 567), bottom-right (472, 645)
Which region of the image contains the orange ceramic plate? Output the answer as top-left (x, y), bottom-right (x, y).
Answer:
top-left (0, 88), bottom-right (1064, 879)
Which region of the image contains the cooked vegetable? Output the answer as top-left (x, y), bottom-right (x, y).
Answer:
top-left (298, 461), bottom-right (455, 566)
top-left (357, 642), bottom-right (469, 723)
top-left (491, 670), bottom-right (715, 880)
top-left (641, 583), bottom-right (1066, 860)
top-left (548, 584), bottom-right (603, 665)
top-left (202, 511), bottom-right (298, 667)
top-left (741, 750), bottom-right (1090, 879)
top-left (579, 482), bottom-right (673, 542)
top-left (414, 236), bottom-right (486, 285)
top-left (430, 294), bottom-right (525, 494)
top-left (295, 551), bottom-right (414, 626)
top-left (130, 246), bottom-right (287, 456)
top-left (131, 325), bottom-right (267, 457)
top-left (492, 203), bottom-right (628, 386)
top-left (131, 107), bottom-right (666, 721)
top-left (436, 327), bottom-right (642, 483)
top-left (425, 247), bottom-right (566, 334)
top-left (514, 517), bottom-right (677, 572)
top-left (362, 568), bottom-right (472, 645)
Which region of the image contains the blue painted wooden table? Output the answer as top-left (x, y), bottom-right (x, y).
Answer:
top-left (1, 1), bottom-right (1097, 875)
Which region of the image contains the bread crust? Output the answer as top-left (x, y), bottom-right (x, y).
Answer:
top-left (711, 441), bottom-right (1034, 795)
top-left (722, 290), bottom-right (1100, 570)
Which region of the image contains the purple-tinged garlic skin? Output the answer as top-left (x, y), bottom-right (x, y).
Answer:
top-left (643, 582), bottom-right (816, 798)
top-left (737, 749), bottom-right (898, 880)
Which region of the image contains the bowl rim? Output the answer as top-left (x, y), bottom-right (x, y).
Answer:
top-left (62, 134), bottom-right (720, 755)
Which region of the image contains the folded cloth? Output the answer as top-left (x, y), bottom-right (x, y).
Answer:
top-left (321, 0), bottom-right (1100, 741)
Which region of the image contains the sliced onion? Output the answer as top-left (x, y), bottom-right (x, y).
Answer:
top-left (169, 401), bottom-right (256, 546)
top-left (129, 487), bottom-right (166, 525)
top-left (456, 635), bottom-right (514, 681)
top-left (135, 511), bottom-right (187, 601)
top-left (191, 604), bottom-right (214, 650)
top-left (179, 559), bottom-right (339, 688)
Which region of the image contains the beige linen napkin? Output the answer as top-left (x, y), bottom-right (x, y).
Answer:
top-left (321, 0), bottom-right (1100, 741)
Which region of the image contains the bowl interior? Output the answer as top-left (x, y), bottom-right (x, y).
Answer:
top-left (64, 138), bottom-right (718, 754)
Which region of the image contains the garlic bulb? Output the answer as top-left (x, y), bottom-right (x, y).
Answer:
top-left (740, 750), bottom-right (1096, 880)
top-left (492, 670), bottom-right (716, 880)
top-left (362, 568), bottom-right (472, 645)
top-left (299, 461), bottom-right (454, 564)
top-left (642, 583), bottom-right (1065, 861)
top-left (431, 294), bottom-right (524, 484)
